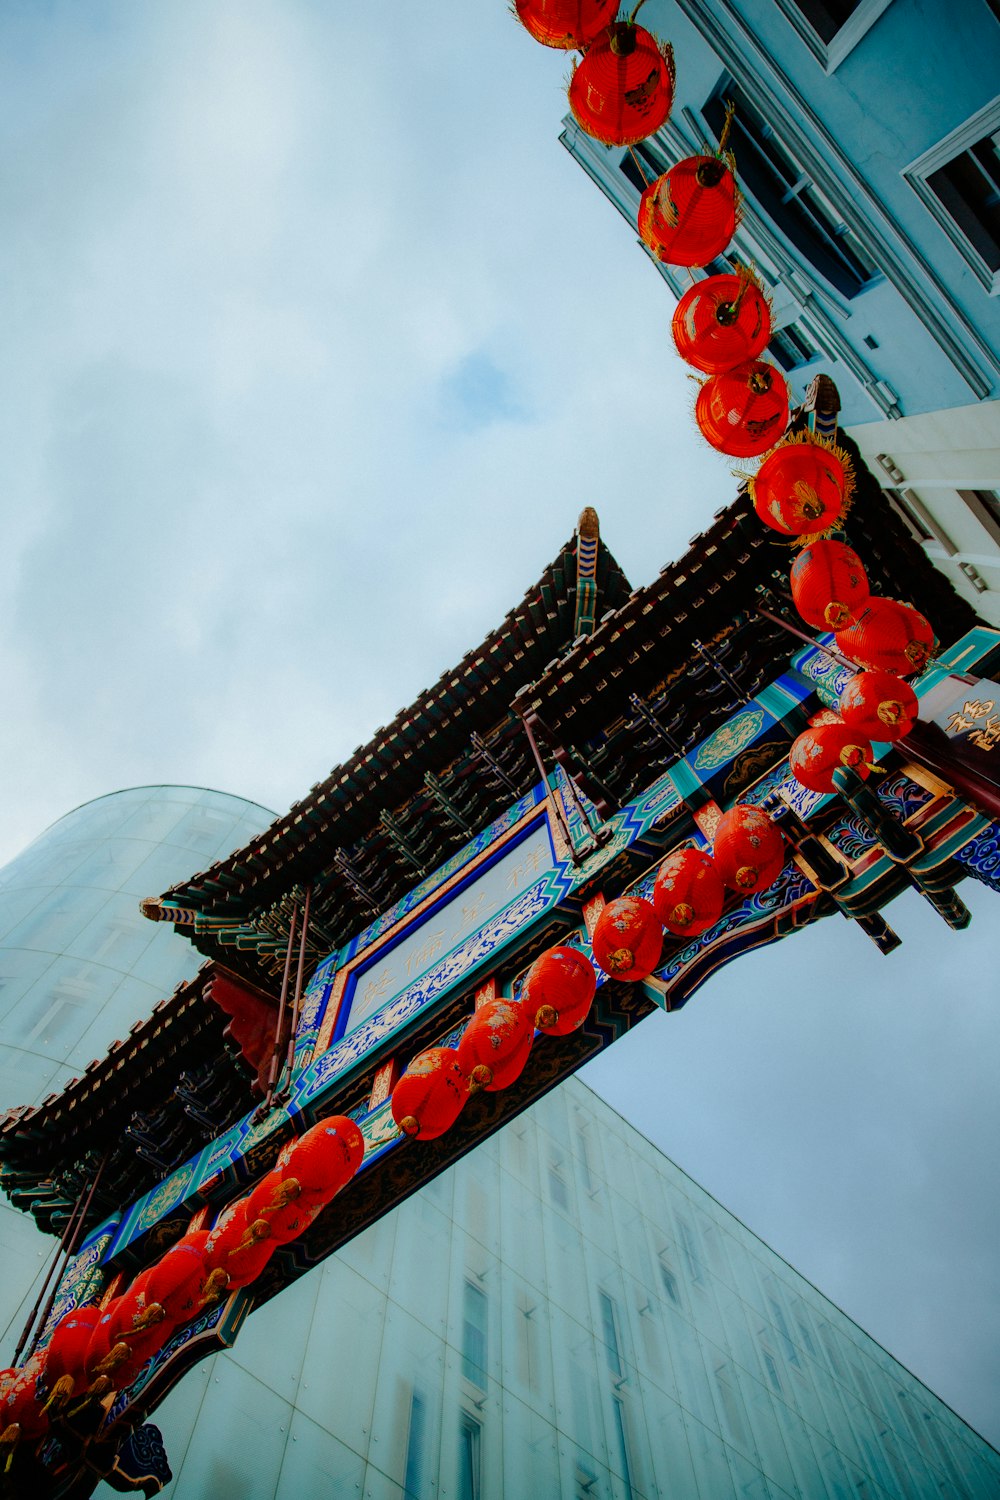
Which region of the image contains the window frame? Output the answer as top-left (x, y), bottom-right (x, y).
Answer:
top-left (904, 97), bottom-right (1000, 295)
top-left (703, 82), bottom-right (880, 300)
top-left (461, 1280), bottom-right (488, 1391)
top-left (772, 0), bottom-right (895, 73)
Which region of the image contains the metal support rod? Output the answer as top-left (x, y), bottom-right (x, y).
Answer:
top-left (276, 884), bottom-right (312, 1100)
top-left (755, 605), bottom-right (856, 671)
top-left (529, 715), bottom-right (612, 850)
top-left (258, 903), bottom-right (298, 1117)
top-left (518, 713), bottom-right (580, 864)
top-left (13, 1151), bottom-right (108, 1364)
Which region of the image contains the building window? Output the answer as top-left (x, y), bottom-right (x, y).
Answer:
top-left (548, 1158), bottom-right (570, 1212)
top-left (905, 99), bottom-right (1000, 293)
top-left (767, 1293), bottom-right (801, 1367)
top-left (925, 133), bottom-right (1000, 276)
top-left (598, 1291), bottom-right (623, 1376)
top-left (714, 1359), bottom-right (750, 1447)
top-left (677, 1218), bottom-right (703, 1282)
top-left (703, 83), bottom-right (878, 297)
top-left (769, 321), bottom-right (820, 371)
top-left (786, 0), bottom-right (865, 44)
top-left (462, 1281), bottom-right (488, 1389)
top-left (774, 0), bottom-right (895, 69)
top-left (611, 1398), bottom-right (635, 1500)
top-left (657, 1252), bottom-right (680, 1305)
top-left (576, 1121), bottom-right (595, 1193)
top-left (457, 1412), bottom-right (482, 1500)
top-left (403, 1390), bottom-right (426, 1500)
top-left (762, 1347), bottom-right (783, 1394)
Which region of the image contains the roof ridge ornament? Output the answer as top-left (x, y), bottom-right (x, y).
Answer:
top-left (575, 507), bottom-right (600, 637)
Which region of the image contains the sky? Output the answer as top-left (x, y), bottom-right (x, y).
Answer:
top-left (1, 0), bottom-right (998, 1457)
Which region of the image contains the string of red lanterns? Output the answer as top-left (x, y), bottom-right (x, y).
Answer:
top-left (0, 1114), bottom-right (365, 1464)
top-left (513, 0), bottom-right (937, 796)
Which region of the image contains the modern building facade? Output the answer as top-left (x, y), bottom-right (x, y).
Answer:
top-left (560, 0), bottom-right (1000, 621)
top-left (132, 1072), bottom-right (1000, 1500)
top-left (0, 788), bottom-right (274, 1364)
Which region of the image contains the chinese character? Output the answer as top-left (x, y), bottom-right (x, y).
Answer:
top-left (461, 894), bottom-right (487, 927)
top-left (405, 929), bottom-right (445, 976)
top-left (947, 712), bottom-right (976, 735)
top-left (361, 971), bottom-right (391, 1008)
top-left (964, 698), bottom-right (995, 720)
top-left (969, 714), bottom-right (1000, 752)
top-left (505, 845), bottom-right (546, 892)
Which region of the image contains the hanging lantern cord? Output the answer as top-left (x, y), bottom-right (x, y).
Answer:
top-left (627, 145), bottom-right (651, 189)
top-left (755, 604), bottom-right (856, 670)
top-left (628, 0), bottom-right (650, 20)
top-left (717, 267), bottom-right (752, 327)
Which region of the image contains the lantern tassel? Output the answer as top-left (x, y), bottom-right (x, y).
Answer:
top-left (1, 1425), bottom-right (20, 1475)
top-left (200, 1268), bottom-right (230, 1306)
top-left (41, 1374), bottom-right (75, 1416)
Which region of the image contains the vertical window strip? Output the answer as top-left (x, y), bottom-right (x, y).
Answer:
top-left (458, 1412), bottom-right (482, 1500)
top-left (462, 1281), bottom-right (488, 1389)
top-left (403, 1389), bottom-right (426, 1500)
top-left (599, 1290), bottom-right (623, 1376)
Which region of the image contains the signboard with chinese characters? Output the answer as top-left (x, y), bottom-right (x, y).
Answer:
top-left (341, 818), bottom-right (556, 1035)
top-left (921, 673), bottom-right (1000, 758)
top-left (940, 684), bottom-right (1000, 753)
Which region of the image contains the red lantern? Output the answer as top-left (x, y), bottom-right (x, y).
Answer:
top-left (102, 1286), bottom-right (172, 1377)
top-left (652, 848), bottom-right (725, 936)
top-left (147, 1230), bottom-right (228, 1323)
top-left (671, 271), bottom-right (771, 374)
top-left (132, 1238), bottom-right (209, 1326)
top-left (83, 1302), bottom-right (132, 1385)
top-left (839, 670), bottom-right (919, 743)
top-left (695, 361), bottom-right (789, 458)
top-left (568, 22), bottom-right (675, 147)
top-left (591, 897), bottom-right (662, 981)
top-left (391, 1048), bottom-right (469, 1141)
top-left (521, 946), bottom-right (597, 1035)
top-left (513, 0), bottom-right (619, 49)
top-left (277, 1115), bottom-right (365, 1209)
top-left (713, 806), bottom-right (785, 893)
top-left (42, 1306), bottom-right (102, 1407)
top-left (751, 435), bottom-right (851, 537)
top-left (789, 539), bottom-right (870, 630)
top-left (638, 155), bottom-right (738, 267)
top-left (836, 598), bottom-right (936, 677)
top-left (1, 1354), bottom-right (48, 1441)
top-left (244, 1170), bottom-right (320, 1244)
top-left (789, 721), bottom-right (874, 794)
top-left (247, 1169), bottom-right (300, 1223)
top-left (457, 998), bottom-right (534, 1089)
top-left (204, 1200), bottom-right (275, 1291)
